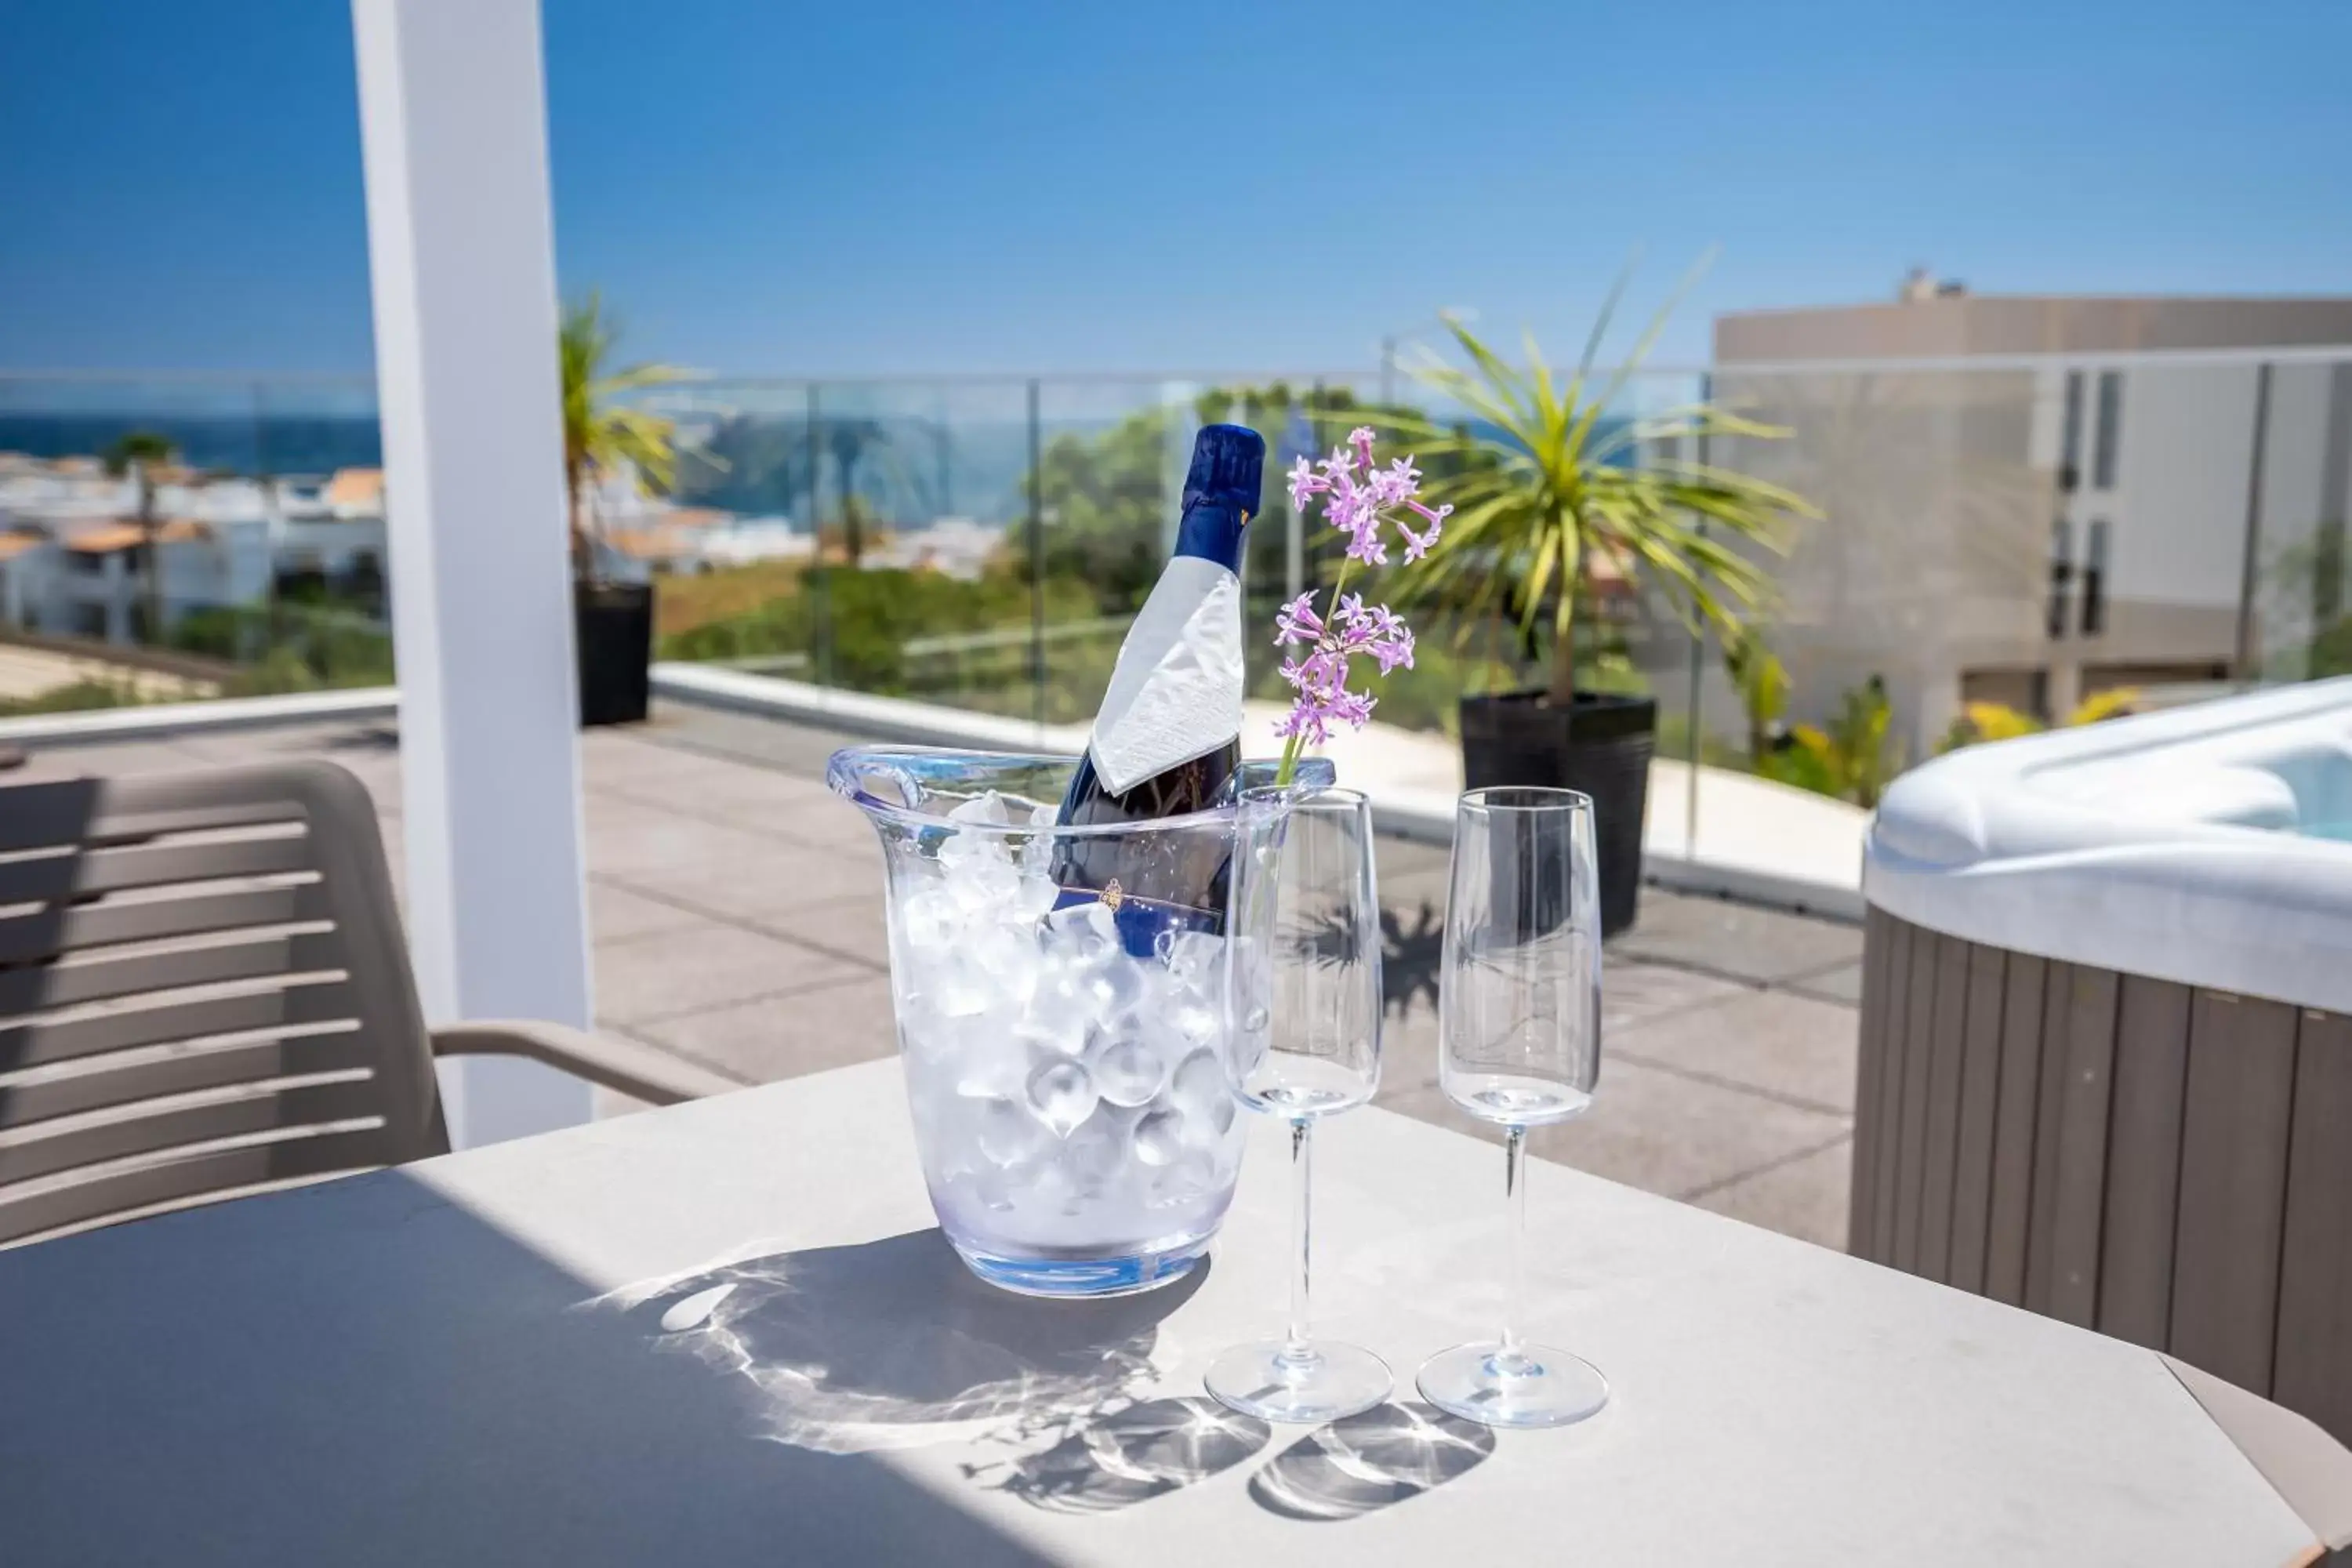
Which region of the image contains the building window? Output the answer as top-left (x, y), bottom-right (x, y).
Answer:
top-left (2082, 519), bottom-right (2109, 637)
top-left (2092, 370), bottom-right (2123, 490)
top-left (2059, 371), bottom-right (2084, 492)
top-left (2048, 518), bottom-right (2073, 640)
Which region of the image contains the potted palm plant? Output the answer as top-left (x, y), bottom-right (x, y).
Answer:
top-left (1392, 281), bottom-right (1816, 934)
top-left (559, 292), bottom-right (688, 726)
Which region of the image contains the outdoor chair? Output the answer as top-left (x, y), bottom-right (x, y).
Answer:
top-left (0, 759), bottom-right (735, 1247)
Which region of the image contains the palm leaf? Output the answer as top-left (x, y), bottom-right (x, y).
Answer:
top-left (1396, 264), bottom-right (1817, 699)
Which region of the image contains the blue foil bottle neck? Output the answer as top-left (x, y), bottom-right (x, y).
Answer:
top-left (1171, 423), bottom-right (1263, 574)
top-left (1171, 503), bottom-right (1248, 572)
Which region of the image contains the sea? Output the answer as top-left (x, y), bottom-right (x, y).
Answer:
top-left (0, 413), bottom-right (383, 477)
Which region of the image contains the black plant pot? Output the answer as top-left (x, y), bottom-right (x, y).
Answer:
top-left (575, 580), bottom-right (652, 728)
top-left (1458, 688), bottom-right (1657, 938)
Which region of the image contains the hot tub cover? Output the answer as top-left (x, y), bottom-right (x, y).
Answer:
top-left (1866, 677), bottom-right (2352, 1011)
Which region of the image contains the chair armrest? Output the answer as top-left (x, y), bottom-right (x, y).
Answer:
top-left (430, 1020), bottom-right (742, 1106)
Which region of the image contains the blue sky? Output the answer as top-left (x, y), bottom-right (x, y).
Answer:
top-left (2, 0), bottom-right (2347, 377)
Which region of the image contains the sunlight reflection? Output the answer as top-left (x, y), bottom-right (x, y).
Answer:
top-left (969, 1396), bottom-right (1271, 1514)
top-left (1248, 1402), bottom-right (1495, 1521)
top-left (579, 1230), bottom-right (1196, 1462)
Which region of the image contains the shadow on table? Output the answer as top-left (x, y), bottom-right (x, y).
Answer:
top-left (0, 1171), bottom-right (1065, 1567)
top-left (976, 1396), bottom-right (1271, 1514)
top-left (611, 1228), bottom-right (1203, 1458)
top-left (1249, 1401), bottom-right (1496, 1522)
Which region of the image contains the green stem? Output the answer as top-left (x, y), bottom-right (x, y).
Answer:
top-left (1271, 555), bottom-right (1357, 789)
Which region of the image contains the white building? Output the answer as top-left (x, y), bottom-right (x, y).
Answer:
top-left (0, 457), bottom-right (390, 644)
top-left (1708, 292), bottom-right (2352, 755)
top-left (861, 515), bottom-right (1000, 580)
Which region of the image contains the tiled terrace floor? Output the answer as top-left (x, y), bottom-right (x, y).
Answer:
top-left (16, 702), bottom-right (1865, 1250)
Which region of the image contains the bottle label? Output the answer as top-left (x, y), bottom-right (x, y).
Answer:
top-left (1087, 555), bottom-right (1244, 796)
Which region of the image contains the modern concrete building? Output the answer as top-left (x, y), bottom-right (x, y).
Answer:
top-left (1710, 291), bottom-right (2352, 757)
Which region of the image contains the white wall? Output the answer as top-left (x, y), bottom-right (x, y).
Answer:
top-left (2103, 362), bottom-right (2262, 612)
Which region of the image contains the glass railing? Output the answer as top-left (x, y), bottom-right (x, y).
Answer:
top-left (5, 353), bottom-right (2347, 873)
top-left (0, 372), bottom-right (388, 713)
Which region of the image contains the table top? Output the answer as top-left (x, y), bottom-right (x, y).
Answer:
top-left (0, 1058), bottom-right (2337, 1567)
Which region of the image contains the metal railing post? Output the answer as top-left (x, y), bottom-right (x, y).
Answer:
top-left (1027, 377), bottom-right (1045, 732)
top-left (807, 382), bottom-right (830, 688)
top-left (2233, 361), bottom-right (2274, 684)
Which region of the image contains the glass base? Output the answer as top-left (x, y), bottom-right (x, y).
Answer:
top-left (1416, 1341), bottom-right (1608, 1429)
top-left (949, 1236), bottom-right (1210, 1298)
top-left (1205, 1338), bottom-right (1392, 1425)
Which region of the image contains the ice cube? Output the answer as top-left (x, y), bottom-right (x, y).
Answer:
top-left (946, 854), bottom-right (1021, 915)
top-left (898, 884), bottom-right (964, 951)
top-left (1018, 803), bottom-right (1062, 875)
top-left (1081, 954), bottom-right (1146, 1031)
top-left (948, 1023), bottom-right (1030, 1102)
top-left (969, 1167), bottom-right (1018, 1213)
top-left (1148, 1148), bottom-right (1221, 1208)
top-left (974, 1096), bottom-right (1050, 1167)
top-left (1132, 1105), bottom-right (1185, 1167)
top-left (948, 790), bottom-right (1013, 826)
top-left (967, 923), bottom-right (1043, 1007)
top-left (923, 950), bottom-right (996, 1018)
top-left (1020, 1156), bottom-right (1083, 1218)
top-left (1034, 939), bottom-right (1138, 1043)
top-left (1162, 931), bottom-right (1227, 1000)
top-left (938, 793), bottom-right (1014, 876)
top-left (1059, 1109), bottom-right (1129, 1191)
top-left (1146, 997), bottom-right (1220, 1062)
top-left (1016, 1004), bottom-right (1090, 1059)
top-left (1043, 899), bottom-right (1120, 965)
top-left (1026, 1057), bottom-right (1098, 1136)
top-left (1007, 869), bottom-right (1059, 924)
top-left (1088, 1033), bottom-right (1166, 1108)
top-left (1170, 1049), bottom-right (1237, 1138)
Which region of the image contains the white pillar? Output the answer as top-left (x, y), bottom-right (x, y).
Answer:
top-left (352, 0), bottom-right (594, 1147)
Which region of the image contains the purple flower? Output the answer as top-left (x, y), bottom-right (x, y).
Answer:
top-left (1269, 426), bottom-right (1435, 758)
top-left (1370, 622), bottom-right (1415, 673)
top-left (1285, 455), bottom-right (1322, 513)
top-left (1275, 590), bottom-right (1412, 742)
top-left (1273, 591), bottom-right (1324, 647)
top-left (1337, 503), bottom-right (1388, 565)
top-left (1396, 500), bottom-right (1450, 563)
top-left (1367, 456), bottom-right (1420, 506)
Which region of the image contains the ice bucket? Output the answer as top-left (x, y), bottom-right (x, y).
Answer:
top-left (826, 746), bottom-right (1330, 1298)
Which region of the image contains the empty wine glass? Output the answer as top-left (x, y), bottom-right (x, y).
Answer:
top-left (1206, 786), bottom-right (1391, 1424)
top-left (1417, 786), bottom-right (1608, 1428)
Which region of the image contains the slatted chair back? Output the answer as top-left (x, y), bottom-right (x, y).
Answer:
top-left (0, 761), bottom-right (447, 1246)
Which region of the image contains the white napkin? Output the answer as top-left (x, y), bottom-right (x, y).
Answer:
top-left (1087, 555), bottom-right (1245, 796)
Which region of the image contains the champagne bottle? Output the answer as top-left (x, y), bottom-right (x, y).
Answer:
top-left (1052, 423), bottom-right (1263, 949)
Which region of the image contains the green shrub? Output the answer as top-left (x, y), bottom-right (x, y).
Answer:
top-left (170, 601), bottom-right (394, 689)
top-left (0, 677), bottom-right (147, 717)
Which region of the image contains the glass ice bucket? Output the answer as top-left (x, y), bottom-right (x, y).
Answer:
top-left (826, 746), bottom-right (1331, 1298)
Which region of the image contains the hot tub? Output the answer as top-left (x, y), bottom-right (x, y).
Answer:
top-left (1858, 678), bottom-right (2352, 1446)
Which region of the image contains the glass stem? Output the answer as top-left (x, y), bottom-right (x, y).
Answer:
top-left (1287, 1116), bottom-right (1314, 1351)
top-left (1501, 1124), bottom-right (1528, 1356)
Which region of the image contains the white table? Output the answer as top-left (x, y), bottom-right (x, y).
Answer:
top-left (2, 1059), bottom-right (2344, 1566)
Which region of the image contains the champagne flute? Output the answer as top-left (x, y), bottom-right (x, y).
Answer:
top-left (1416, 786), bottom-right (1608, 1428)
top-left (1206, 786), bottom-right (1391, 1424)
